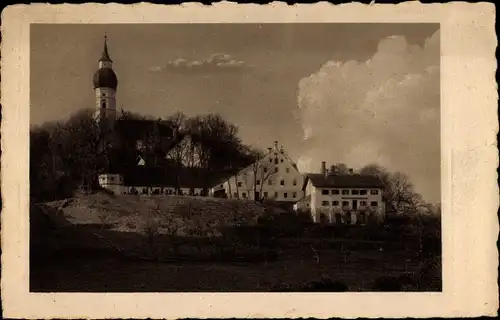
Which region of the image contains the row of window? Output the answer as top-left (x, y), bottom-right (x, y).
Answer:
top-left (237, 178), bottom-right (297, 187)
top-left (269, 156), bottom-right (284, 165)
top-left (130, 187), bottom-right (201, 196)
top-left (235, 191), bottom-right (298, 199)
top-left (100, 175), bottom-right (123, 183)
top-left (321, 200), bottom-right (379, 207)
top-left (321, 189), bottom-right (379, 196)
top-left (251, 166), bottom-right (291, 174)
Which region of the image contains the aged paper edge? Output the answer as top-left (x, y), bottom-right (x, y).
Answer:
top-left (1, 1), bottom-right (498, 319)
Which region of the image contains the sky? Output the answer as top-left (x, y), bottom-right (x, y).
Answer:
top-left (30, 23), bottom-right (440, 203)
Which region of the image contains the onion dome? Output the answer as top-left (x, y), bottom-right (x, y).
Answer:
top-left (93, 67), bottom-right (118, 90)
top-left (93, 35), bottom-right (118, 90)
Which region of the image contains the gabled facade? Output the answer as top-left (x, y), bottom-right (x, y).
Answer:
top-left (299, 162), bottom-right (385, 225)
top-left (210, 141), bottom-right (305, 203)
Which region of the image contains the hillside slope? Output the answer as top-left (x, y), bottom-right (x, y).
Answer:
top-left (42, 193), bottom-right (284, 236)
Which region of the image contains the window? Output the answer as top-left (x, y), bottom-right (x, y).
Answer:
top-left (332, 189), bottom-right (340, 195)
top-left (342, 190), bottom-right (349, 195)
top-left (292, 192), bottom-right (297, 198)
top-left (286, 167), bottom-right (290, 173)
top-left (274, 158), bottom-right (279, 164)
top-left (256, 180), bottom-right (261, 185)
top-left (281, 159), bottom-right (284, 163)
top-left (102, 101), bottom-right (107, 109)
top-left (322, 201), bottom-right (329, 206)
top-left (274, 192), bottom-right (278, 198)
top-left (371, 189), bottom-right (379, 195)
top-left (370, 201), bottom-right (378, 206)
top-left (284, 193), bottom-right (288, 198)
top-left (242, 192), bottom-right (247, 198)
top-left (352, 190), bottom-right (359, 195)
top-left (274, 167), bottom-right (279, 173)
top-left (237, 182), bottom-right (242, 187)
top-left (342, 201), bottom-right (349, 207)
top-left (263, 167), bottom-right (268, 173)
top-left (268, 179), bottom-right (273, 186)
top-left (142, 188), bottom-right (148, 194)
top-left (233, 192), bottom-right (238, 198)
top-left (264, 192), bottom-right (268, 198)
top-left (269, 159), bottom-right (272, 163)
top-left (332, 201), bottom-right (339, 206)
top-left (360, 201), bottom-right (367, 206)
top-left (293, 179), bottom-right (297, 186)
top-left (280, 179), bottom-right (285, 186)
top-left (322, 189), bottom-right (329, 195)
top-left (360, 189), bottom-right (367, 195)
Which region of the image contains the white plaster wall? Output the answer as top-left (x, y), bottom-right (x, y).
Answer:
top-left (218, 148), bottom-right (305, 202)
top-left (94, 87), bottom-right (117, 122)
top-left (98, 174), bottom-right (125, 195)
top-left (309, 186), bottom-right (384, 224)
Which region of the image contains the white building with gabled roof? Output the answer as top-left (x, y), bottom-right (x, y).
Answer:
top-left (210, 141), bottom-right (305, 203)
top-left (299, 161), bottom-right (386, 224)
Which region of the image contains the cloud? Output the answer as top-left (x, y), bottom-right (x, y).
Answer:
top-left (151, 53), bottom-right (251, 74)
top-left (295, 31), bottom-right (441, 202)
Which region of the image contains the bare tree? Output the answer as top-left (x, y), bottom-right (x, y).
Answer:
top-left (360, 164), bottom-right (425, 215)
top-left (238, 151), bottom-right (278, 202)
top-left (61, 108), bottom-right (118, 191)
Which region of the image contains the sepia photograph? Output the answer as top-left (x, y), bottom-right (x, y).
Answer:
top-left (28, 22), bottom-right (442, 293)
top-left (1, 2), bottom-right (497, 319)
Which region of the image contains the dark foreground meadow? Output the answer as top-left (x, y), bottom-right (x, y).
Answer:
top-left (31, 246), bottom-right (440, 292)
top-left (30, 199), bottom-right (441, 292)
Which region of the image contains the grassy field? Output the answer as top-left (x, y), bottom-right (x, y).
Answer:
top-left (30, 247), bottom-right (439, 292)
top-left (30, 192), bottom-right (441, 292)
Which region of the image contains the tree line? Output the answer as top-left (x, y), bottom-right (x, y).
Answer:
top-left (30, 109), bottom-right (261, 203)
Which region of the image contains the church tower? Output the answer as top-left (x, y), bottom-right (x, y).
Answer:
top-left (93, 34), bottom-right (118, 128)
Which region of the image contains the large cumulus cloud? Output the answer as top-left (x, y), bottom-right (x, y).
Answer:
top-left (295, 31), bottom-right (440, 202)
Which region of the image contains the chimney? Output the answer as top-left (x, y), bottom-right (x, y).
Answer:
top-left (349, 168), bottom-right (354, 175)
top-left (273, 140), bottom-right (278, 150)
top-left (321, 161), bottom-right (326, 175)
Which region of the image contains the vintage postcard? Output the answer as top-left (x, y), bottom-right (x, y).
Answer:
top-left (1, 1), bottom-right (498, 319)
